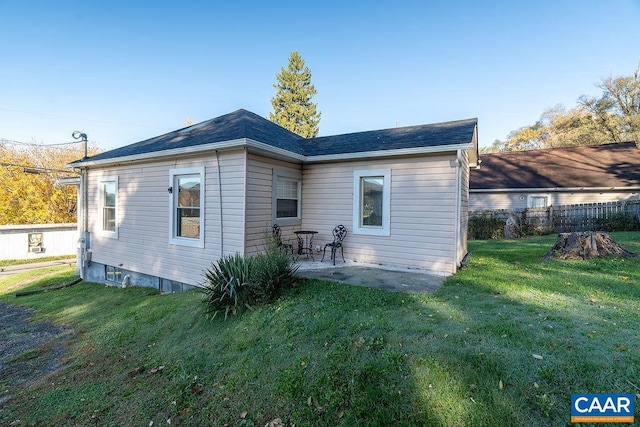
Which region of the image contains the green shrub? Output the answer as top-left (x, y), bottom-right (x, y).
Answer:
top-left (250, 237), bottom-right (299, 303)
top-left (201, 253), bottom-right (254, 319)
top-left (201, 235), bottom-right (299, 319)
top-left (594, 212), bottom-right (640, 232)
top-left (468, 214), bottom-right (504, 240)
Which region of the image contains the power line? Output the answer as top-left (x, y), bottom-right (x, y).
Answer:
top-left (0, 162), bottom-right (78, 174)
top-left (0, 138), bottom-right (82, 148)
top-left (0, 106), bottom-right (166, 130)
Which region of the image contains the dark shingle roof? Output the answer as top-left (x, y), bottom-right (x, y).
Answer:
top-left (81, 109), bottom-right (304, 163)
top-left (300, 118), bottom-right (478, 156)
top-left (471, 142), bottom-right (640, 190)
top-left (73, 109), bottom-right (477, 165)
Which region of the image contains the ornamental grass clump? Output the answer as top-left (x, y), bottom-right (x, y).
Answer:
top-left (201, 237), bottom-right (299, 319)
top-left (250, 237), bottom-right (299, 302)
top-left (201, 253), bottom-right (254, 319)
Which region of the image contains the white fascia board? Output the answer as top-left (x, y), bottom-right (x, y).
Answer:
top-left (69, 138), bottom-right (304, 168)
top-left (68, 138), bottom-right (248, 167)
top-left (69, 138), bottom-right (474, 168)
top-left (304, 142), bottom-right (474, 163)
top-left (58, 177), bottom-right (81, 186)
top-left (470, 186), bottom-right (640, 193)
top-left (245, 139), bottom-right (306, 162)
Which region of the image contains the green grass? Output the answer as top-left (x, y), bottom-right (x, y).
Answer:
top-left (1, 232), bottom-right (639, 426)
top-left (0, 255), bottom-right (75, 267)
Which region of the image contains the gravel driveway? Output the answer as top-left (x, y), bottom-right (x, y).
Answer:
top-left (0, 302), bottom-right (73, 407)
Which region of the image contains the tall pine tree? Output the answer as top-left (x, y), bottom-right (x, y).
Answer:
top-left (269, 51), bottom-right (321, 138)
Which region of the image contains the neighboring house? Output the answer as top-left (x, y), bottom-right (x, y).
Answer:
top-left (70, 109), bottom-right (478, 291)
top-left (470, 142), bottom-right (640, 211)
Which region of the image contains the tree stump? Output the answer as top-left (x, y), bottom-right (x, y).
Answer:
top-left (543, 231), bottom-right (638, 261)
top-left (504, 215), bottom-right (521, 239)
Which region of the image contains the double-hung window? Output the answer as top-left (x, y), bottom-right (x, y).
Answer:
top-left (528, 195), bottom-right (549, 208)
top-left (272, 169), bottom-right (301, 226)
top-left (169, 167), bottom-right (205, 248)
top-left (99, 176), bottom-right (118, 238)
top-left (353, 169), bottom-right (391, 236)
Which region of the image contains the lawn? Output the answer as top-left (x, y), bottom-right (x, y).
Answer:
top-left (1, 232), bottom-right (639, 426)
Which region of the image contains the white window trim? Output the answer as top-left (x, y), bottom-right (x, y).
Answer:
top-left (272, 169), bottom-right (302, 227)
top-left (98, 176), bottom-right (118, 239)
top-left (527, 194), bottom-right (550, 208)
top-left (353, 169), bottom-right (391, 236)
top-left (105, 265), bottom-right (122, 282)
top-left (169, 167), bottom-right (205, 248)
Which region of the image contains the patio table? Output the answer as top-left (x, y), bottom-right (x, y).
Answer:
top-left (294, 230), bottom-right (318, 261)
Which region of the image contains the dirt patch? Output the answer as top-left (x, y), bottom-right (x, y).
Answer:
top-left (0, 302), bottom-right (73, 407)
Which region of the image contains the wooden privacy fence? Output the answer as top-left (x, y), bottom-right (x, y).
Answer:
top-left (551, 200), bottom-right (640, 232)
top-left (470, 200), bottom-right (640, 235)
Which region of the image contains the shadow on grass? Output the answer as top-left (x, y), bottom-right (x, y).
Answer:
top-left (1, 233), bottom-right (639, 426)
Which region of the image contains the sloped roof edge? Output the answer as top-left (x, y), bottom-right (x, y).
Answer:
top-left (471, 142), bottom-right (640, 190)
top-left (70, 109), bottom-right (478, 167)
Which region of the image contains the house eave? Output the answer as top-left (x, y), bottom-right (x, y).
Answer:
top-left (69, 139), bottom-right (476, 168)
top-left (68, 138), bottom-right (306, 168)
top-left (304, 142), bottom-right (475, 163)
top-left (58, 177), bottom-right (81, 186)
top-left (470, 186), bottom-right (640, 193)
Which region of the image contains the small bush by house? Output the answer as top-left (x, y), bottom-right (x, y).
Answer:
top-left (200, 236), bottom-right (298, 319)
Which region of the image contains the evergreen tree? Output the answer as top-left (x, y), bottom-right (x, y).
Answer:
top-left (269, 51), bottom-right (321, 138)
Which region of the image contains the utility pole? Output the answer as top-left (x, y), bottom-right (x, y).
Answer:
top-left (72, 131), bottom-right (89, 278)
top-left (72, 131), bottom-right (88, 158)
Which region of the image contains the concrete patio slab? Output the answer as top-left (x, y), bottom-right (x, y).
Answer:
top-left (294, 261), bottom-right (445, 294)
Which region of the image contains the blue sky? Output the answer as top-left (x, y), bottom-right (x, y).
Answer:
top-left (1, 0), bottom-right (639, 151)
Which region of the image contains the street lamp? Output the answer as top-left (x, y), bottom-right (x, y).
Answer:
top-left (72, 131), bottom-right (88, 159)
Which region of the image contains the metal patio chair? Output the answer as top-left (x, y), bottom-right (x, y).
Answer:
top-left (321, 225), bottom-right (347, 265)
top-left (272, 224), bottom-right (293, 255)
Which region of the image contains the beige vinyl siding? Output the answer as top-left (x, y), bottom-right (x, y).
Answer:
top-left (458, 150), bottom-right (470, 266)
top-left (245, 153), bottom-right (302, 255)
top-left (86, 149), bottom-right (246, 286)
top-left (470, 190), bottom-right (640, 212)
top-left (554, 191), bottom-right (639, 205)
top-left (302, 155), bottom-right (459, 274)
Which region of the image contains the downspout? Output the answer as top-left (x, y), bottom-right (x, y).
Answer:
top-left (79, 166), bottom-right (91, 279)
top-left (215, 150), bottom-right (224, 257)
top-left (454, 150), bottom-right (462, 273)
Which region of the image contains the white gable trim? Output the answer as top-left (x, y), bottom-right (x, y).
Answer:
top-left (70, 139), bottom-right (474, 168)
top-left (471, 186), bottom-right (640, 193)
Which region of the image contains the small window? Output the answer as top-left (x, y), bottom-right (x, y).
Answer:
top-left (169, 167), bottom-right (205, 248)
top-left (353, 169), bottom-right (391, 236)
top-left (99, 177), bottom-right (118, 237)
top-left (272, 169), bottom-right (301, 226)
top-left (105, 265), bottom-right (122, 282)
top-left (528, 195), bottom-right (549, 208)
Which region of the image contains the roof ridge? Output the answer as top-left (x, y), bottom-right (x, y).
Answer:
top-left (70, 109), bottom-right (477, 165)
top-left (482, 141), bottom-right (638, 157)
top-left (308, 117), bottom-right (478, 142)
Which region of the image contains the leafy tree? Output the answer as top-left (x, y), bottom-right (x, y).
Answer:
top-left (492, 105), bottom-right (615, 152)
top-left (579, 62), bottom-right (640, 144)
top-left (269, 51), bottom-right (321, 138)
top-left (491, 62), bottom-right (640, 152)
top-left (0, 142), bottom-right (99, 225)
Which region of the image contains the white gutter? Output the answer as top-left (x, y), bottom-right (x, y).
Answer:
top-left (304, 142), bottom-right (474, 163)
top-left (69, 138), bottom-right (474, 168)
top-left (215, 150), bottom-right (224, 258)
top-left (58, 177), bottom-right (81, 186)
top-left (69, 138), bottom-right (255, 168)
top-left (470, 186), bottom-right (640, 193)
